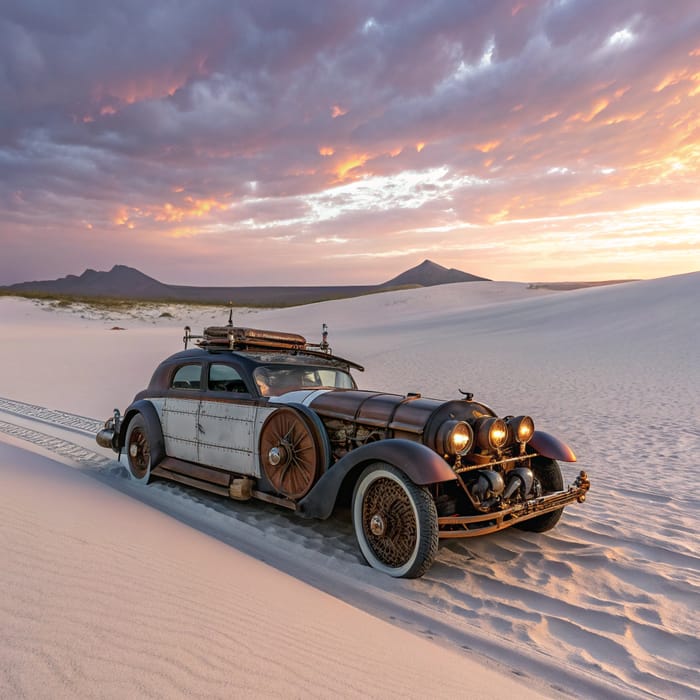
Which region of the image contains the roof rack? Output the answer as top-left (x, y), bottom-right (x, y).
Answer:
top-left (182, 316), bottom-right (364, 371)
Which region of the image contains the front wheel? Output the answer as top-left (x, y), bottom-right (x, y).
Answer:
top-left (352, 463), bottom-right (438, 578)
top-left (515, 457), bottom-right (564, 532)
top-left (124, 414), bottom-right (154, 483)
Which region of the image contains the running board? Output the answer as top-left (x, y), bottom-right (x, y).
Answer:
top-left (151, 465), bottom-right (230, 498)
top-left (150, 459), bottom-right (297, 511)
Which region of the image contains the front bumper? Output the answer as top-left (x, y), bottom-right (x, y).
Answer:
top-left (437, 470), bottom-right (590, 538)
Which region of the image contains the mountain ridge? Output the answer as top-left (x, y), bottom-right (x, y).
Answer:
top-left (1, 260), bottom-right (489, 306)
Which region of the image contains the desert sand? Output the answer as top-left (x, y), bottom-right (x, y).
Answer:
top-left (1, 272), bottom-right (698, 698)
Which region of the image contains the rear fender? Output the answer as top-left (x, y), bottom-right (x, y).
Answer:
top-left (529, 430), bottom-right (577, 462)
top-left (120, 400), bottom-right (165, 465)
top-left (298, 438), bottom-right (455, 520)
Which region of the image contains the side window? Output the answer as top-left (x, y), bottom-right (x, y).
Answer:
top-left (208, 364), bottom-right (248, 393)
top-left (171, 364), bottom-right (202, 390)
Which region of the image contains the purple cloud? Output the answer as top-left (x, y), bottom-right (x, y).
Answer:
top-left (0, 0), bottom-right (698, 285)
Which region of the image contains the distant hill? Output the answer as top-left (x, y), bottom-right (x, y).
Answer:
top-left (383, 259), bottom-right (489, 286)
top-left (7, 265), bottom-right (174, 299)
top-left (1, 260), bottom-right (487, 306)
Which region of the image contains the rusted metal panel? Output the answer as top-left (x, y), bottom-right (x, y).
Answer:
top-left (355, 393), bottom-right (405, 427)
top-left (310, 390), bottom-right (440, 436)
top-left (389, 397), bottom-right (441, 433)
top-left (161, 397), bottom-right (200, 463)
top-left (309, 390), bottom-right (380, 421)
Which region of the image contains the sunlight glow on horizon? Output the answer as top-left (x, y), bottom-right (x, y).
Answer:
top-left (1, 1), bottom-right (699, 286)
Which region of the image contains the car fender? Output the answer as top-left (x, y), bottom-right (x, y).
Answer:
top-left (529, 430), bottom-right (577, 462)
top-left (298, 438), bottom-right (456, 520)
top-left (285, 402), bottom-right (332, 470)
top-left (120, 399), bottom-right (165, 465)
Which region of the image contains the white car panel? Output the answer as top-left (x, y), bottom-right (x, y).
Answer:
top-left (162, 397), bottom-right (200, 463)
top-left (198, 400), bottom-right (257, 473)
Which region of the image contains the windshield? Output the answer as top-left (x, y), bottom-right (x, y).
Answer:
top-left (253, 364), bottom-right (355, 397)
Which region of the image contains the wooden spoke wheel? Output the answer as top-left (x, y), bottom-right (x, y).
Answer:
top-left (125, 413), bottom-right (153, 483)
top-left (259, 407), bottom-right (322, 499)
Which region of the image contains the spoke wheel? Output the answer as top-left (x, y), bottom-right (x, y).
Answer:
top-left (515, 457), bottom-right (564, 532)
top-left (259, 407), bottom-right (321, 499)
top-left (125, 414), bottom-right (152, 483)
top-left (352, 463), bottom-right (438, 578)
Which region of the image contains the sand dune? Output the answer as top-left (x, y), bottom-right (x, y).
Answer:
top-left (1, 272), bottom-right (698, 698)
top-left (1, 442), bottom-right (552, 699)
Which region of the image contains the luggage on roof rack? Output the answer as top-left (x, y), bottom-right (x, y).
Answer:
top-left (182, 322), bottom-right (365, 371)
top-left (198, 326), bottom-right (307, 351)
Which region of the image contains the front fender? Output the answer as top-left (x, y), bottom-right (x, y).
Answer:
top-left (529, 430), bottom-right (577, 462)
top-left (298, 438), bottom-right (455, 520)
top-left (119, 399), bottom-right (165, 465)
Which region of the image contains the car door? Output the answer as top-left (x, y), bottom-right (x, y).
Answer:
top-left (197, 362), bottom-right (258, 474)
top-left (162, 362), bottom-right (202, 463)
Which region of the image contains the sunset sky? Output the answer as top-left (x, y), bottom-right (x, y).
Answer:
top-left (1, 0), bottom-right (698, 286)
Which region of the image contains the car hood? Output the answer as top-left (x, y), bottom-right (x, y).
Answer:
top-left (305, 389), bottom-right (496, 436)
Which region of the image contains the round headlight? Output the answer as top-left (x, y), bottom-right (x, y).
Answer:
top-left (436, 420), bottom-right (474, 456)
top-left (476, 417), bottom-right (509, 450)
top-left (508, 415), bottom-right (535, 443)
top-left (489, 420), bottom-right (508, 448)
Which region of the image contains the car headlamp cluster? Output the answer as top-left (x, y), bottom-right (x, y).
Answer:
top-left (436, 419), bottom-right (474, 456)
top-left (436, 414), bottom-right (535, 456)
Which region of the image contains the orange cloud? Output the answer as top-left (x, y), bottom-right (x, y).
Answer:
top-left (153, 197), bottom-right (228, 222)
top-left (538, 111), bottom-right (560, 124)
top-left (113, 208), bottom-right (130, 226)
top-left (604, 111), bottom-right (646, 125)
top-left (568, 98), bottom-right (610, 123)
top-left (335, 153), bottom-right (369, 179)
top-left (113, 196), bottom-right (229, 227)
top-left (654, 69), bottom-right (698, 92)
top-left (331, 104), bottom-right (348, 118)
top-left (416, 142), bottom-right (426, 152)
top-left (319, 146), bottom-right (335, 156)
top-left (475, 140), bottom-right (502, 153)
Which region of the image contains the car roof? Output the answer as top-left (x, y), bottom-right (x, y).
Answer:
top-left (160, 347), bottom-right (359, 373)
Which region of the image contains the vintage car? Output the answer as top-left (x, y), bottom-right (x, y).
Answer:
top-left (97, 320), bottom-right (590, 578)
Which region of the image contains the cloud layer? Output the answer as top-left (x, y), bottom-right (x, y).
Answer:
top-left (1, 0), bottom-right (698, 284)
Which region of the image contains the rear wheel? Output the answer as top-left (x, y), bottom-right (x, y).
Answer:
top-left (125, 414), bottom-right (154, 483)
top-left (352, 463), bottom-right (438, 578)
top-left (515, 457), bottom-right (564, 532)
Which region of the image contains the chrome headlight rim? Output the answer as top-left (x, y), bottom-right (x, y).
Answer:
top-left (436, 419), bottom-right (474, 456)
top-left (476, 417), bottom-right (509, 450)
top-left (507, 415), bottom-right (535, 444)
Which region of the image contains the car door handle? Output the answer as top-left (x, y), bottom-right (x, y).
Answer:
top-left (197, 422), bottom-right (205, 435)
